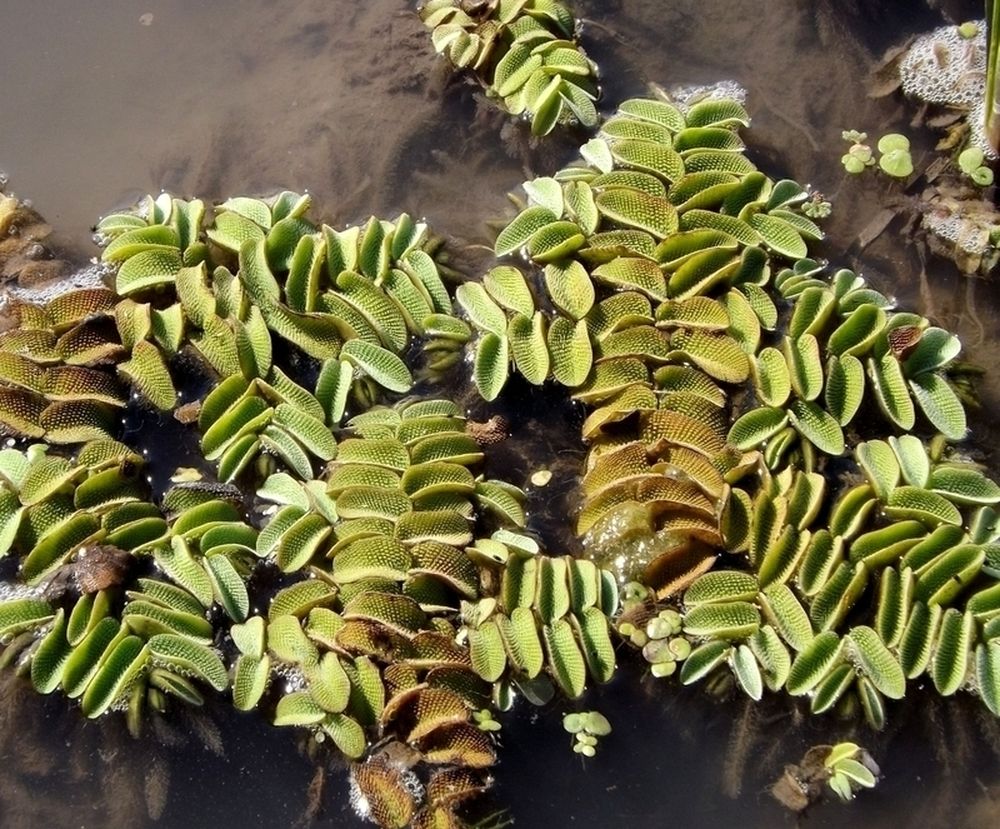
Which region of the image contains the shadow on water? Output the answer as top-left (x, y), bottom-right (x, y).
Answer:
top-left (2, 0), bottom-right (1000, 827)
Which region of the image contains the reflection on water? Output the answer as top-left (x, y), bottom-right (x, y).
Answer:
top-left (1, 0), bottom-right (999, 827)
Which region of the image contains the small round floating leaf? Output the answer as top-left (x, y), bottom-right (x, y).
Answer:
top-left (21, 512), bottom-right (101, 585)
top-left (274, 690), bottom-right (326, 726)
top-left (595, 189), bottom-right (679, 239)
top-left (602, 115), bottom-right (674, 144)
top-left (570, 137), bottom-right (613, 174)
top-left (572, 606), bottom-right (616, 684)
top-left (231, 615), bottom-right (266, 658)
top-left (618, 98), bottom-right (685, 131)
top-left (0, 388), bottom-right (45, 438)
top-left (154, 540), bottom-right (214, 607)
top-left (484, 266), bottom-right (535, 317)
top-left (788, 287), bottom-right (836, 340)
top-left (307, 652), bottom-right (351, 714)
top-left (854, 675), bottom-right (886, 731)
top-left (31, 608), bottom-right (74, 694)
top-left (902, 327), bottom-right (961, 376)
top-left (666, 247), bottom-right (740, 300)
top-left (683, 149), bottom-right (755, 175)
top-left (272, 404), bottom-right (336, 461)
top-left (276, 513), bottom-right (332, 573)
top-left (668, 329), bottom-right (749, 383)
top-left (122, 599), bottom-right (213, 642)
top-left (204, 554), bottom-right (250, 622)
top-left (828, 304), bottom-right (887, 357)
top-left (720, 488), bottom-right (752, 551)
top-left (686, 98), bottom-right (750, 128)
top-left (611, 139), bottom-right (685, 182)
top-left (810, 561), bottom-right (868, 632)
top-left (528, 220), bottom-right (585, 263)
top-left (59, 616), bottom-right (121, 698)
top-left (760, 583), bottom-right (814, 652)
top-left (544, 260), bottom-right (595, 320)
top-left (493, 43), bottom-right (541, 95)
top-left (475, 481), bottom-right (526, 527)
top-left (914, 543), bottom-right (984, 606)
top-left (522, 177), bottom-right (564, 217)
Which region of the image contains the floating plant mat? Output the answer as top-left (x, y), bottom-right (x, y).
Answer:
top-left (3, 2), bottom-right (1000, 829)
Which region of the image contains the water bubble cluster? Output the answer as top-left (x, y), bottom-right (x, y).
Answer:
top-left (899, 22), bottom-right (986, 107)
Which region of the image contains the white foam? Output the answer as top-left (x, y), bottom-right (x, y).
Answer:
top-left (3, 263), bottom-right (111, 305)
top-left (899, 22), bottom-right (997, 159)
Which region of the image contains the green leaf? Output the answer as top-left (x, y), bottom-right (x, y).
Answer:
top-left (788, 399), bottom-right (845, 456)
top-left (548, 317), bottom-right (593, 387)
top-left (495, 206), bottom-right (558, 256)
top-left (909, 373), bottom-right (967, 441)
top-left (884, 486), bottom-right (962, 527)
top-left (456, 282), bottom-right (508, 337)
top-left (727, 407), bottom-right (788, 450)
top-left (341, 340), bottom-right (413, 394)
top-left (824, 355), bottom-right (865, 425)
top-left (731, 643), bottom-right (763, 700)
top-left (868, 353), bottom-right (915, 430)
top-left (474, 333), bottom-right (510, 402)
top-left (847, 625), bottom-right (905, 699)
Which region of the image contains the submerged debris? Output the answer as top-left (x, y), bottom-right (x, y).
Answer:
top-left (771, 742), bottom-right (880, 811)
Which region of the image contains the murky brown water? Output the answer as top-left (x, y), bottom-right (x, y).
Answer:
top-left (2, 0), bottom-right (1000, 827)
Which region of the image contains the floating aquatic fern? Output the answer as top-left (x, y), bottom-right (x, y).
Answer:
top-left (2, 77), bottom-right (1000, 829)
top-left (480, 90), bottom-right (1000, 731)
top-left (419, 0), bottom-right (599, 135)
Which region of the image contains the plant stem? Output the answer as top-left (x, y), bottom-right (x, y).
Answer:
top-left (986, 0), bottom-right (1000, 151)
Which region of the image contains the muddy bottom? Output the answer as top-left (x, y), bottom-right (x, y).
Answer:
top-left (1, 0), bottom-right (999, 827)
